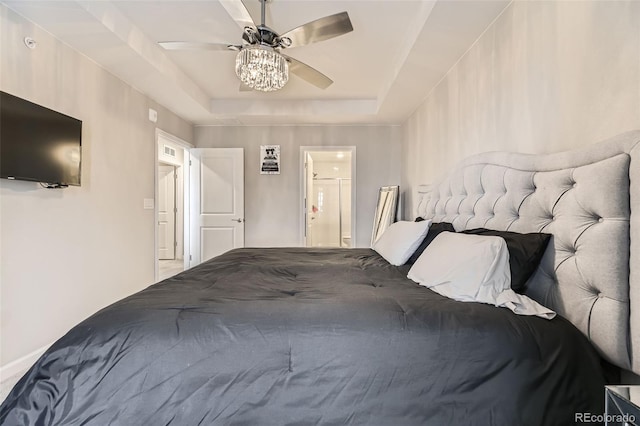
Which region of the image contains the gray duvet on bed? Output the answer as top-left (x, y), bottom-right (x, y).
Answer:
top-left (1, 248), bottom-right (604, 425)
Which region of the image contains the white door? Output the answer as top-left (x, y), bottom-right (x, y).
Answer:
top-left (190, 148), bottom-right (244, 266)
top-left (158, 165), bottom-right (176, 260)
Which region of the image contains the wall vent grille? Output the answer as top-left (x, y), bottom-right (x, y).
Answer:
top-left (164, 145), bottom-right (176, 158)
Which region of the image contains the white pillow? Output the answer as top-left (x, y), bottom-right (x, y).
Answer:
top-left (408, 232), bottom-right (555, 319)
top-left (372, 220), bottom-right (432, 266)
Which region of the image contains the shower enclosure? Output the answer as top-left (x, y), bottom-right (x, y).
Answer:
top-left (303, 149), bottom-right (354, 248)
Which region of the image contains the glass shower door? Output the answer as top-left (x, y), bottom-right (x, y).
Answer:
top-left (308, 178), bottom-right (352, 248)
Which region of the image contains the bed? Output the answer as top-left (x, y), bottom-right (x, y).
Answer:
top-left (2, 130), bottom-right (639, 425)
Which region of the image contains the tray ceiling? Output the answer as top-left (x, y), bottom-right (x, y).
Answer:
top-left (3, 0), bottom-right (510, 125)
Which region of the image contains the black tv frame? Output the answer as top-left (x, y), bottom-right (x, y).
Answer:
top-left (0, 91), bottom-right (82, 187)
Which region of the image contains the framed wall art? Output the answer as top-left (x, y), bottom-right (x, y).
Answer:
top-left (260, 145), bottom-right (280, 174)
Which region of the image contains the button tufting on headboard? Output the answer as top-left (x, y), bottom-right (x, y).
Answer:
top-left (415, 131), bottom-right (640, 374)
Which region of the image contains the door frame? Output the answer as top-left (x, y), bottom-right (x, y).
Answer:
top-left (154, 129), bottom-right (193, 282)
top-left (299, 146), bottom-right (356, 247)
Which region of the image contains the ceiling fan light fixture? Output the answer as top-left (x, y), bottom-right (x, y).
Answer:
top-left (235, 45), bottom-right (289, 92)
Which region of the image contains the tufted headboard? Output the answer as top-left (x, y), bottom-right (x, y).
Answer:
top-left (415, 131), bottom-right (640, 374)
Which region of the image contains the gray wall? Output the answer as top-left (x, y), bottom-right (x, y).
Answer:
top-left (195, 125), bottom-right (402, 248)
top-left (401, 0), bottom-right (640, 218)
top-left (1, 5), bottom-right (193, 367)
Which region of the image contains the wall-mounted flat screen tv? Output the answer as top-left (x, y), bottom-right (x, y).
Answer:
top-left (1, 91), bottom-right (82, 187)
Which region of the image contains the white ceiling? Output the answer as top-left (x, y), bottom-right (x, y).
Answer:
top-left (3, 0), bottom-right (510, 126)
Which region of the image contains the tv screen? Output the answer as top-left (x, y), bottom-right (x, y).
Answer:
top-left (1, 91), bottom-right (82, 186)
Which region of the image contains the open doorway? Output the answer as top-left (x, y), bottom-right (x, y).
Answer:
top-left (301, 147), bottom-right (356, 248)
top-left (158, 164), bottom-right (177, 260)
top-left (155, 130), bottom-right (193, 282)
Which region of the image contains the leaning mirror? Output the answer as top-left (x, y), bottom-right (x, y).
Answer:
top-left (371, 185), bottom-right (399, 246)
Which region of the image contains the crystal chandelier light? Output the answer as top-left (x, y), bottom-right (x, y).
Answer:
top-left (235, 45), bottom-right (289, 92)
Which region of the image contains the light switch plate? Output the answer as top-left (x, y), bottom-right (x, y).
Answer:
top-left (143, 198), bottom-right (154, 209)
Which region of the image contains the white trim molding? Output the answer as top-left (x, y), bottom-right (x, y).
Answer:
top-left (1, 343), bottom-right (51, 400)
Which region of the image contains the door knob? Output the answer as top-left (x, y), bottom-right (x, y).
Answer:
top-left (232, 218), bottom-right (244, 223)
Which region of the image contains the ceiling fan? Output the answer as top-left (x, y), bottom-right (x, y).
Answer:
top-left (159, 0), bottom-right (354, 92)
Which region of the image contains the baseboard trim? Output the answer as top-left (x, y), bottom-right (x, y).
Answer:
top-left (1, 344), bottom-right (50, 383)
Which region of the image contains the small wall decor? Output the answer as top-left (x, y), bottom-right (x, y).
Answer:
top-left (260, 145), bottom-right (281, 174)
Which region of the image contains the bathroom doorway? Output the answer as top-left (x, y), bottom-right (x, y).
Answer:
top-left (301, 147), bottom-right (356, 248)
top-left (155, 130), bottom-right (192, 282)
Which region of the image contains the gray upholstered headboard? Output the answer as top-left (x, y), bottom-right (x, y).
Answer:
top-left (415, 130), bottom-right (640, 374)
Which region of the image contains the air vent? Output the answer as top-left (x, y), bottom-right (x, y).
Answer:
top-left (164, 145), bottom-right (176, 158)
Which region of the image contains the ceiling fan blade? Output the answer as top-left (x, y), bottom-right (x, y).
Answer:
top-left (280, 12), bottom-right (353, 49)
top-left (159, 41), bottom-right (239, 51)
top-left (219, 0), bottom-right (256, 30)
top-left (283, 54), bottom-right (333, 89)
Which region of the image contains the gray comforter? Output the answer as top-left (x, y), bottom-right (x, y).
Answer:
top-left (1, 248), bottom-right (604, 425)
